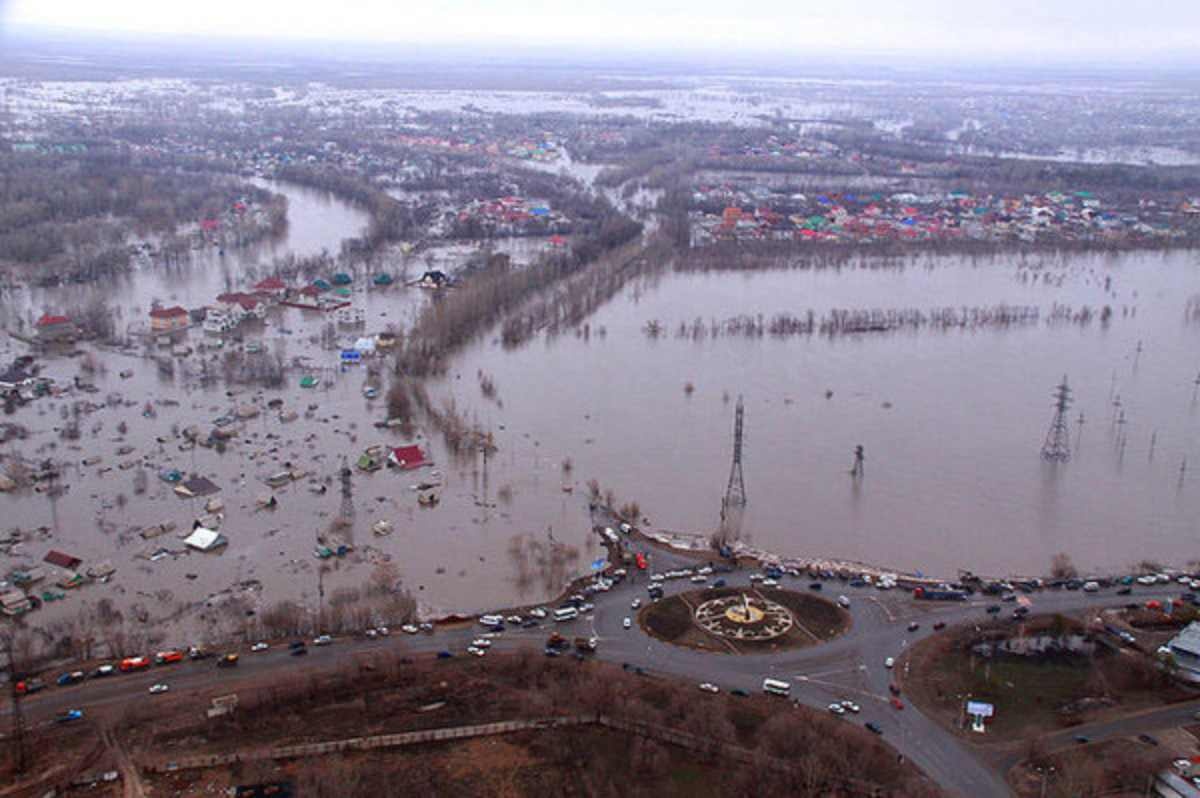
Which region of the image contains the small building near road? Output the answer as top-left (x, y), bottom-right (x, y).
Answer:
top-left (1164, 622), bottom-right (1200, 683)
top-left (149, 306), bottom-right (190, 333)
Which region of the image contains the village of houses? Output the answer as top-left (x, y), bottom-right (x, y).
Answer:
top-left (689, 185), bottom-right (1200, 246)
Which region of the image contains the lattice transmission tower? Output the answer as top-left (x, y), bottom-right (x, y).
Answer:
top-left (724, 396), bottom-right (747, 508)
top-left (1040, 376), bottom-right (1073, 462)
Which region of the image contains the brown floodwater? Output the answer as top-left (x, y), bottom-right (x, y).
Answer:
top-left (3, 182), bottom-right (1198, 646)
top-left (439, 250), bottom-right (1200, 581)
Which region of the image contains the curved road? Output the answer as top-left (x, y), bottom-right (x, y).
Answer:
top-left (7, 546), bottom-right (1194, 798)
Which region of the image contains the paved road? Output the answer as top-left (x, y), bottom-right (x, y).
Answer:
top-left (6, 543), bottom-right (1191, 798)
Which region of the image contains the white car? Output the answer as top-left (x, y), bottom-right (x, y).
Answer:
top-left (471, 638), bottom-right (492, 649)
top-left (828, 703), bottom-right (846, 715)
top-left (365, 629), bottom-right (378, 639)
top-left (650, 573), bottom-right (665, 582)
top-left (698, 683), bottom-right (720, 694)
top-left (1137, 575), bottom-right (1156, 585)
top-left (529, 607), bottom-right (548, 619)
top-left (698, 566), bottom-right (714, 576)
top-left (148, 683), bottom-right (169, 695)
top-left (690, 575), bottom-right (708, 584)
top-left (251, 642), bottom-right (269, 652)
top-left (623, 617), bottom-right (632, 629)
top-left (884, 657), bottom-right (895, 669)
top-left (630, 598), bottom-right (642, 610)
top-left (401, 624), bottom-right (420, 634)
top-left (840, 700), bottom-right (861, 713)
top-left (377, 627), bottom-right (390, 636)
top-left (506, 615), bottom-right (523, 625)
top-left (466, 646), bottom-right (486, 657)
top-left (313, 635), bottom-right (333, 646)
top-left (761, 579), bottom-right (779, 587)
top-left (479, 614), bottom-right (503, 626)
top-left (837, 596), bottom-right (851, 609)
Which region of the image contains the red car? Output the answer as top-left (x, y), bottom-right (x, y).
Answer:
top-left (635, 552), bottom-right (647, 570)
top-left (119, 656), bottom-right (151, 672)
top-left (890, 697), bottom-right (905, 710)
top-left (155, 650), bottom-right (184, 665)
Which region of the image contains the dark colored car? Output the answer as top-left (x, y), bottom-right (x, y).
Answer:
top-left (865, 722), bottom-right (883, 735)
top-left (1074, 735), bottom-right (1090, 744)
top-left (436, 651), bottom-right (454, 659)
top-left (1138, 734), bottom-right (1159, 746)
top-left (290, 646), bottom-right (308, 656)
top-left (1116, 587), bottom-right (1132, 595)
top-left (907, 622), bottom-right (920, 632)
top-left (889, 683), bottom-right (901, 696)
top-left (288, 640), bottom-right (306, 650)
top-left (712, 579), bottom-right (727, 588)
top-left (932, 622), bottom-right (946, 631)
top-left (986, 605), bottom-right (1001, 614)
top-left (808, 582), bottom-right (823, 591)
top-left (730, 688), bottom-right (750, 698)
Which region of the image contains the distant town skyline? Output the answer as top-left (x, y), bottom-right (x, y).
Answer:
top-left (3, 0), bottom-right (1198, 64)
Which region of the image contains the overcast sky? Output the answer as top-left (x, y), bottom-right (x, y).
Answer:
top-left (3, 0), bottom-right (1197, 62)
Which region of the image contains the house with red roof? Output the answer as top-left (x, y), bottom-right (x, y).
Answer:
top-left (149, 306), bottom-right (189, 333)
top-left (35, 313), bottom-right (75, 342)
top-left (253, 276), bottom-right (288, 300)
top-left (388, 445), bottom-right (429, 470)
top-left (216, 292), bottom-right (266, 321)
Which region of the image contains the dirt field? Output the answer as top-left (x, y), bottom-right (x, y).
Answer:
top-left (1007, 737), bottom-right (1173, 798)
top-left (639, 586), bottom-right (850, 654)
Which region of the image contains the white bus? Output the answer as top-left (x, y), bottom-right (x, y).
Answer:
top-left (553, 607), bottom-right (579, 622)
top-left (762, 678), bottom-right (791, 697)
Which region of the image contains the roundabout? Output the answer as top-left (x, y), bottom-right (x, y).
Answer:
top-left (639, 586), bottom-right (850, 653)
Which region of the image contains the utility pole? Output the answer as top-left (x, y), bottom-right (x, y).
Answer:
top-left (339, 456), bottom-right (354, 521)
top-left (1040, 376), bottom-right (1073, 463)
top-left (850, 445), bottom-right (865, 478)
top-left (723, 396), bottom-right (747, 508)
top-left (4, 636), bottom-right (28, 776)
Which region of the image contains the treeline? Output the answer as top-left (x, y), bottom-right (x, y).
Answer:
top-left (0, 149), bottom-right (278, 276)
top-left (396, 210), bottom-right (643, 375)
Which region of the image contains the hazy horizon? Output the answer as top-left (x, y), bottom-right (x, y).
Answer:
top-left (3, 0), bottom-right (1200, 68)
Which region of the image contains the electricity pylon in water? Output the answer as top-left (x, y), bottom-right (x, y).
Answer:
top-left (1041, 376), bottom-right (1073, 463)
top-left (724, 396), bottom-right (747, 508)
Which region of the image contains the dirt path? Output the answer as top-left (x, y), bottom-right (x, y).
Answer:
top-left (102, 726), bottom-right (145, 798)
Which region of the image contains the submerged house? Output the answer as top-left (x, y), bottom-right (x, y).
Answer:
top-left (149, 306), bottom-right (190, 334)
top-left (35, 313), bottom-right (76, 343)
top-left (388, 444), bottom-right (429, 470)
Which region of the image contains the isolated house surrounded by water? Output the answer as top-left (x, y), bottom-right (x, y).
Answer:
top-left (149, 306), bottom-right (189, 333)
top-left (35, 313), bottom-right (75, 342)
top-left (389, 445), bottom-right (429, 470)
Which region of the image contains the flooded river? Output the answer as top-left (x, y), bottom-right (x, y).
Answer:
top-left (3, 179), bottom-right (1199, 646)
top-left (442, 250), bottom-right (1200, 581)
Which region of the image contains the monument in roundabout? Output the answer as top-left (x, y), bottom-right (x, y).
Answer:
top-left (693, 591), bottom-right (795, 641)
